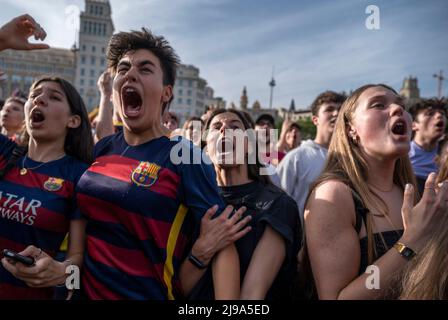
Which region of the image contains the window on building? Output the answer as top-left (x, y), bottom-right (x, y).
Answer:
top-left (178, 89), bottom-right (183, 95)
top-left (102, 47), bottom-right (105, 54)
top-left (187, 99), bottom-right (192, 106)
top-left (187, 90), bottom-right (192, 96)
top-left (80, 79), bottom-right (84, 85)
top-left (80, 88), bottom-right (84, 95)
top-left (92, 45), bottom-right (96, 53)
top-left (178, 98), bottom-right (182, 104)
top-left (179, 79), bottom-right (183, 86)
top-left (90, 69), bottom-right (95, 77)
top-left (88, 21), bottom-right (92, 34)
top-left (93, 22), bottom-right (97, 35)
top-left (100, 58), bottom-right (105, 67)
top-left (82, 44), bottom-right (86, 51)
top-left (90, 79), bottom-right (94, 86)
top-left (94, 5), bottom-right (98, 15)
top-left (188, 80), bottom-right (192, 87)
top-left (83, 21), bottom-right (87, 34)
top-left (81, 68), bottom-right (85, 76)
top-left (99, 6), bottom-right (103, 15)
top-left (91, 56), bottom-right (96, 65)
top-left (81, 56), bottom-right (86, 64)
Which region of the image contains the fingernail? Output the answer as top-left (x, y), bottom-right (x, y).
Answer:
top-left (405, 184), bottom-right (411, 191)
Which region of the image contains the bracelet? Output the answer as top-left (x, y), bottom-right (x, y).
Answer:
top-left (188, 253), bottom-right (208, 269)
top-left (394, 242), bottom-right (417, 260)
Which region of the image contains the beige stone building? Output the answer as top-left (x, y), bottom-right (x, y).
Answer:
top-left (0, 48), bottom-right (75, 100)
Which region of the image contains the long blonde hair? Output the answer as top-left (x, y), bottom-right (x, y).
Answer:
top-left (309, 84), bottom-right (417, 264)
top-left (397, 213), bottom-right (448, 299)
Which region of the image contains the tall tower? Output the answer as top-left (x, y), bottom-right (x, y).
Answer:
top-left (269, 67), bottom-right (276, 109)
top-left (289, 99), bottom-right (296, 111)
top-left (76, 0), bottom-right (114, 110)
top-left (399, 76), bottom-right (420, 100)
top-left (240, 86), bottom-right (248, 109)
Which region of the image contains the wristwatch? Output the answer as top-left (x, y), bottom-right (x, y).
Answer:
top-left (188, 253), bottom-right (208, 269)
top-left (394, 242), bottom-right (417, 260)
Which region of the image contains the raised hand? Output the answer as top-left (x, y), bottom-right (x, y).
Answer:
top-left (401, 172), bottom-right (448, 251)
top-left (97, 70), bottom-right (113, 97)
top-left (0, 14), bottom-right (49, 51)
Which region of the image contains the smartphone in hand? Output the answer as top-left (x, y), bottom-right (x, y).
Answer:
top-left (2, 249), bottom-right (35, 266)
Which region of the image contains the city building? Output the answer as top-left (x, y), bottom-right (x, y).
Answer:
top-left (75, 0), bottom-right (114, 109)
top-left (0, 48), bottom-right (75, 99)
top-left (0, 0), bottom-right (222, 116)
top-left (400, 75), bottom-right (421, 108)
top-left (204, 86), bottom-right (226, 110)
top-left (169, 64), bottom-right (208, 124)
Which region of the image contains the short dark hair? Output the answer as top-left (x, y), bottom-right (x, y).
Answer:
top-left (310, 91), bottom-right (346, 116)
top-left (107, 28), bottom-right (180, 111)
top-left (288, 122), bottom-right (302, 132)
top-left (409, 98), bottom-right (447, 120)
top-left (255, 113), bottom-right (275, 126)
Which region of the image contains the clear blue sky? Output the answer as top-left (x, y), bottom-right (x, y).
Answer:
top-left (1, 0), bottom-right (447, 109)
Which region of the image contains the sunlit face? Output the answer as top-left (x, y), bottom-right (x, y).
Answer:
top-left (312, 102), bottom-right (341, 139)
top-left (206, 112), bottom-right (248, 168)
top-left (413, 107), bottom-right (446, 142)
top-left (25, 81), bottom-right (80, 142)
top-left (285, 127), bottom-right (301, 149)
top-left (0, 100), bottom-right (24, 132)
top-left (349, 86), bottom-right (412, 160)
top-left (112, 49), bottom-right (172, 134)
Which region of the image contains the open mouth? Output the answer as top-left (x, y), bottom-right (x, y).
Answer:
top-left (391, 119), bottom-right (407, 136)
top-left (121, 86), bottom-right (142, 118)
top-left (30, 108), bottom-right (45, 125)
top-left (219, 137), bottom-right (235, 154)
top-left (435, 120), bottom-right (445, 130)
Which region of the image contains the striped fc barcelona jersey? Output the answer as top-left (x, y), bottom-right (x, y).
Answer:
top-left (76, 132), bottom-right (224, 300)
top-left (0, 134), bottom-right (87, 299)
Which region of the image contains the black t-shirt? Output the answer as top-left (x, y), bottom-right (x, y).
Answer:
top-left (189, 180), bottom-right (302, 300)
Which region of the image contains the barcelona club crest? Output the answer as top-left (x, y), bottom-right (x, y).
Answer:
top-left (131, 162), bottom-right (161, 187)
top-left (43, 177), bottom-right (64, 192)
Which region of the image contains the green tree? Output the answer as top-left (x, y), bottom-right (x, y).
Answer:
top-left (297, 117), bottom-right (316, 140)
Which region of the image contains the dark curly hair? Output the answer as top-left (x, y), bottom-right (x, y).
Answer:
top-left (107, 28), bottom-right (180, 112)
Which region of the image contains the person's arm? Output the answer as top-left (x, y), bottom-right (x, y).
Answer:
top-left (179, 204), bottom-right (251, 296)
top-left (277, 150), bottom-right (299, 196)
top-left (0, 14), bottom-right (49, 51)
top-left (0, 219), bottom-right (86, 288)
top-left (95, 71), bottom-right (114, 142)
top-left (305, 175), bottom-right (447, 299)
top-left (240, 226), bottom-right (285, 299)
top-left (212, 244), bottom-right (240, 300)
top-left (276, 120), bottom-right (291, 153)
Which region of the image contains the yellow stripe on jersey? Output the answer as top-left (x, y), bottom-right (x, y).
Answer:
top-left (163, 204), bottom-right (188, 300)
top-left (59, 233), bottom-right (69, 252)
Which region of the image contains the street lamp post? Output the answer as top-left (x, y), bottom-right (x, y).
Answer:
top-left (433, 70), bottom-right (445, 99)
